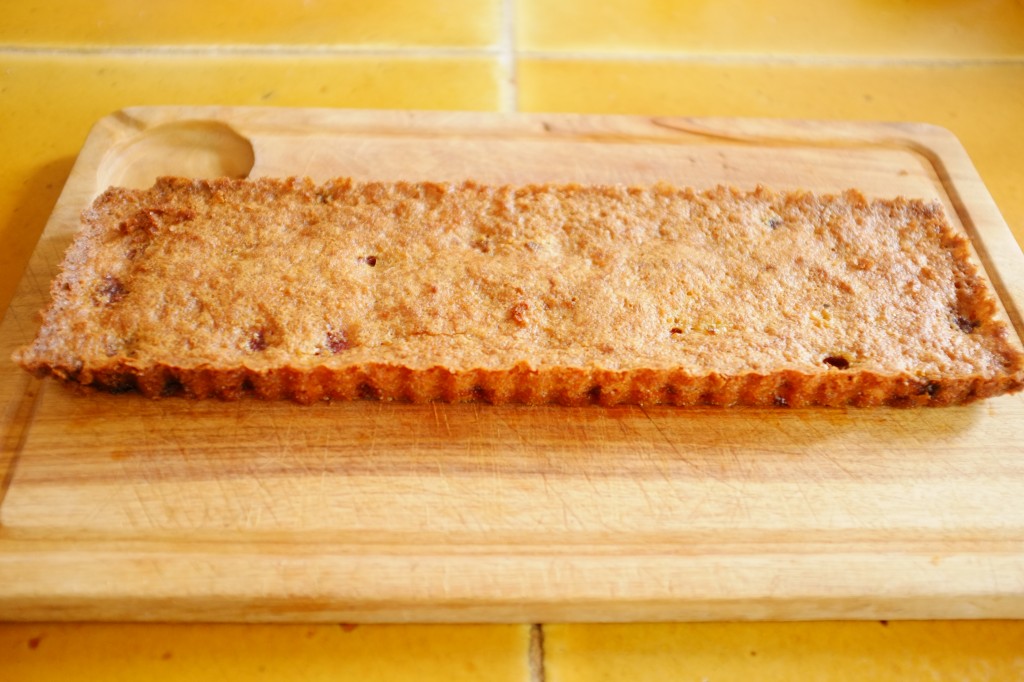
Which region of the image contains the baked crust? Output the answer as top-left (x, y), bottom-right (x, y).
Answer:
top-left (14, 177), bottom-right (1024, 406)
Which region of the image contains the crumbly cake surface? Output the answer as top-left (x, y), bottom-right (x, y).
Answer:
top-left (14, 177), bottom-right (1024, 406)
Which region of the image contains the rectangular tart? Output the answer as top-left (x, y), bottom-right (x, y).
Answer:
top-left (15, 177), bottom-right (1024, 406)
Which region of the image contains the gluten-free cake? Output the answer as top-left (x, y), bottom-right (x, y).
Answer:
top-left (14, 177), bottom-right (1024, 406)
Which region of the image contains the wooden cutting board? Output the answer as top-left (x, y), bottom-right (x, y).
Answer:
top-left (2, 107), bottom-right (1023, 623)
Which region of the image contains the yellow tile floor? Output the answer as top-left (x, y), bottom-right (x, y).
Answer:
top-left (2, 0), bottom-right (1024, 680)
top-left (516, 0), bottom-right (1024, 58)
top-left (543, 622), bottom-right (1024, 681)
top-left (0, 623), bottom-right (532, 682)
top-left (0, 0), bottom-right (500, 48)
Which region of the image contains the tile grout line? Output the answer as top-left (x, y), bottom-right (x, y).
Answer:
top-left (0, 44), bottom-right (501, 58)
top-left (517, 50), bottom-right (1024, 67)
top-left (528, 624), bottom-right (546, 682)
top-left (2, 44), bottom-right (1021, 68)
top-left (498, 0), bottom-right (518, 112)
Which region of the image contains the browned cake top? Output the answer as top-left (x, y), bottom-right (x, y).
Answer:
top-left (18, 177), bottom-right (1024, 382)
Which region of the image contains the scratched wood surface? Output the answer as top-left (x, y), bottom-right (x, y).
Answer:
top-left (1, 107), bottom-right (1023, 622)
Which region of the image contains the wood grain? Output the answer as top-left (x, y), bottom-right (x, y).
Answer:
top-left (1, 107), bottom-right (1023, 622)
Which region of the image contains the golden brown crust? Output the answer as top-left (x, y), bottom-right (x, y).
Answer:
top-left (14, 177), bottom-right (1024, 406)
